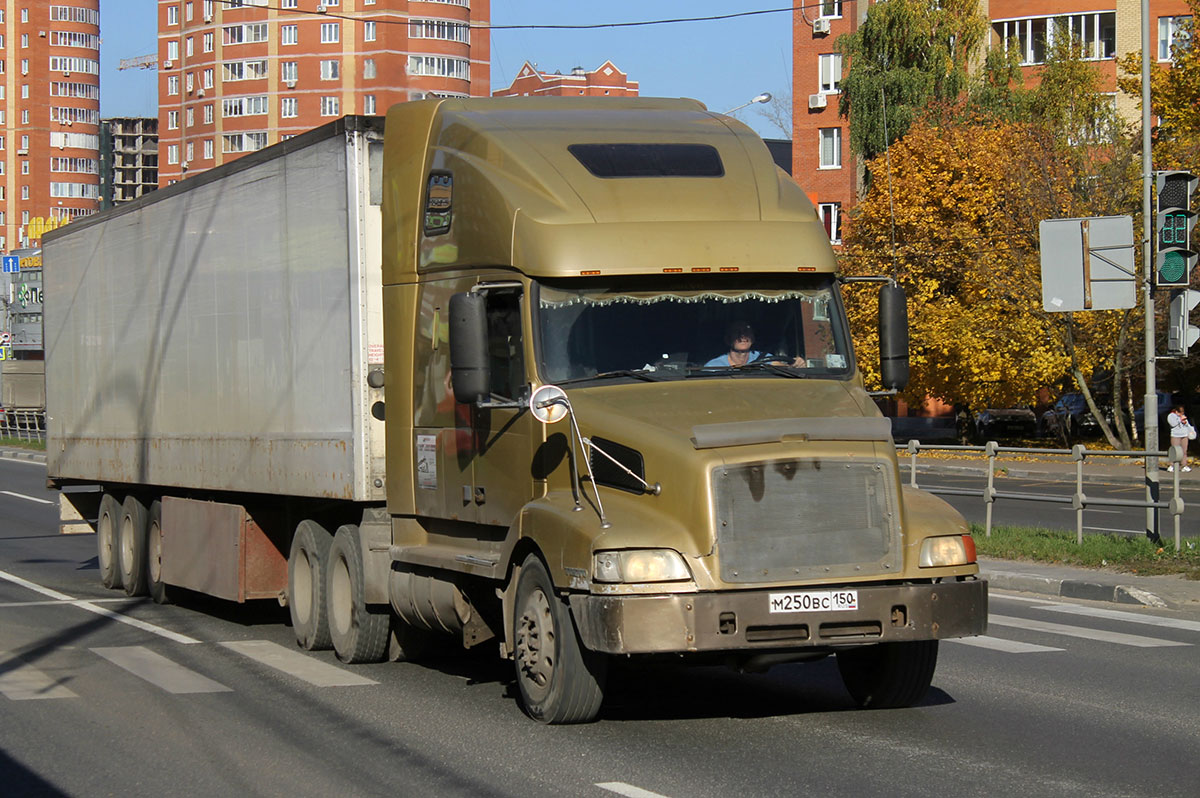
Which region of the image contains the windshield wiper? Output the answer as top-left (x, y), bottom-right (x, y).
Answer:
top-left (554, 369), bottom-right (665, 386)
top-left (686, 362), bottom-right (803, 378)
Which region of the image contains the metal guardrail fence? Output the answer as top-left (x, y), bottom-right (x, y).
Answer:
top-left (0, 409), bottom-right (45, 443)
top-left (898, 440), bottom-right (1188, 550)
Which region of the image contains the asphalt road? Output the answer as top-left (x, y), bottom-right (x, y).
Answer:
top-left (910, 470), bottom-right (1199, 538)
top-left (2, 458), bottom-right (1198, 797)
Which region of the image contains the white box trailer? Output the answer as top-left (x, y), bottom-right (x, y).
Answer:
top-left (45, 117), bottom-right (387, 502)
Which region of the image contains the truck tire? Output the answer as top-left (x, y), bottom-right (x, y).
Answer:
top-left (119, 496), bottom-right (150, 597)
top-left (97, 494), bottom-right (123, 590)
top-left (147, 500), bottom-right (171, 605)
top-left (512, 554), bottom-right (607, 724)
top-left (327, 525), bottom-right (389, 664)
top-left (836, 640), bottom-right (939, 709)
top-left (288, 520), bottom-right (333, 651)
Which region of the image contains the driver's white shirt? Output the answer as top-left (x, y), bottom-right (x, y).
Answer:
top-left (704, 350), bottom-right (762, 367)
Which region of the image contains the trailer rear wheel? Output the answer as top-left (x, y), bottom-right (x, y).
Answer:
top-left (327, 525), bottom-right (389, 664)
top-left (147, 500), bottom-right (171, 605)
top-left (288, 520), bottom-right (333, 651)
top-left (836, 640), bottom-right (939, 709)
top-left (97, 494), bottom-right (123, 590)
top-left (512, 554), bottom-right (606, 724)
top-left (119, 496), bottom-right (150, 597)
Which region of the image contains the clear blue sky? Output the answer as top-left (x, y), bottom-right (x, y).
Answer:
top-left (100, 1), bottom-right (793, 139)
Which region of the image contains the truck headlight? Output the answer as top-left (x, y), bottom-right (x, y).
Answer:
top-left (919, 534), bottom-right (977, 568)
top-left (593, 549), bottom-right (691, 583)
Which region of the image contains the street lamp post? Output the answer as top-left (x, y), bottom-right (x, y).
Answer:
top-left (723, 92), bottom-right (772, 116)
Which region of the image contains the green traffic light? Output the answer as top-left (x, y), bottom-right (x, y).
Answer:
top-left (1160, 250), bottom-right (1188, 283)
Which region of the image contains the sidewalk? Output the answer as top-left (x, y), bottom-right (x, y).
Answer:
top-left (981, 556), bottom-right (1200, 611)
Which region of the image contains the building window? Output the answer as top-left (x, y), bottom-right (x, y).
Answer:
top-left (168, 75), bottom-right (179, 95)
top-left (321, 23), bottom-right (340, 44)
top-left (168, 110), bottom-right (179, 129)
top-left (364, 94), bottom-right (376, 114)
top-left (281, 97), bottom-right (298, 118)
top-left (1159, 16), bottom-right (1192, 61)
top-left (21, 161), bottom-right (28, 175)
top-left (204, 139), bottom-right (214, 159)
top-left (204, 0), bottom-right (213, 19)
top-left (818, 203), bottom-right (842, 244)
top-left (168, 6), bottom-right (178, 25)
top-left (186, 72), bottom-right (194, 92)
top-left (204, 68), bottom-right (213, 88)
top-left (186, 2), bottom-right (194, 22)
top-left (409, 18), bottom-right (471, 43)
top-left (223, 95), bottom-right (269, 117)
top-left (321, 96), bottom-right (340, 116)
top-left (186, 141), bottom-right (194, 162)
top-left (819, 128), bottom-right (842, 169)
top-left (819, 0), bottom-right (842, 19)
top-left (204, 104), bottom-right (214, 124)
top-left (407, 55), bottom-right (470, 80)
top-left (363, 59), bottom-right (376, 79)
top-left (281, 61), bottom-right (298, 82)
top-left (282, 0), bottom-right (297, 7)
top-left (222, 132), bottom-right (267, 153)
top-left (203, 32), bottom-right (214, 53)
top-left (186, 107), bottom-right (194, 126)
top-left (320, 59), bottom-right (340, 80)
top-left (20, 109), bottom-right (27, 124)
top-left (168, 145), bottom-right (179, 164)
top-left (818, 53), bottom-right (842, 94)
top-left (993, 13), bottom-right (1116, 65)
top-left (281, 25), bottom-right (297, 45)
top-left (364, 21), bottom-right (376, 42)
top-left (168, 40), bottom-right (179, 61)
top-left (186, 37), bottom-right (194, 57)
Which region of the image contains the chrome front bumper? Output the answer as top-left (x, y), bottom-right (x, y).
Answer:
top-left (569, 578), bottom-right (987, 655)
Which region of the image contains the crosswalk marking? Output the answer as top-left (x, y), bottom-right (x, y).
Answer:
top-left (987, 614), bottom-right (1190, 648)
top-left (0, 652), bottom-right (77, 700)
top-left (596, 783), bottom-right (673, 798)
top-left (91, 646), bottom-right (231, 694)
top-left (1033, 602), bottom-right (1200, 633)
top-left (948, 635), bottom-right (1064, 654)
top-left (220, 640), bottom-right (377, 687)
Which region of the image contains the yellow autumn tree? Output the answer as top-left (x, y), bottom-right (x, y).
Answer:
top-left (842, 118), bottom-right (1136, 443)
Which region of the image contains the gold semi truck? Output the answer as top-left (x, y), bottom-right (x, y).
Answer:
top-left (45, 99), bottom-right (986, 724)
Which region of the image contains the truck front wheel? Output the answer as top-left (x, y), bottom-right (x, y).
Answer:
top-left (96, 494), bottom-right (123, 590)
top-left (836, 640), bottom-right (939, 709)
top-left (288, 520), bottom-right (333, 651)
top-left (327, 525), bottom-right (389, 664)
top-left (512, 554), bottom-right (606, 724)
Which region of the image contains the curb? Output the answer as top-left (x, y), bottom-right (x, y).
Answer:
top-left (0, 449), bottom-right (46, 464)
top-left (986, 570), bottom-right (1167, 608)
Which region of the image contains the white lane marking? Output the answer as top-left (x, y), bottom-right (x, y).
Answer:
top-left (0, 490), bottom-right (54, 505)
top-left (220, 640), bottom-right (377, 687)
top-left (948, 635), bottom-right (1064, 653)
top-left (0, 652), bottom-right (78, 700)
top-left (0, 568), bottom-right (200, 645)
top-left (92, 646), bottom-right (231, 694)
top-left (1035, 603), bottom-right (1200, 633)
top-left (988, 614), bottom-right (1190, 648)
top-left (596, 783), bottom-right (673, 798)
top-left (0, 598), bottom-right (134, 608)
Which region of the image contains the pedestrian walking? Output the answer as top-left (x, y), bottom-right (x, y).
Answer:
top-left (1166, 404), bottom-right (1195, 472)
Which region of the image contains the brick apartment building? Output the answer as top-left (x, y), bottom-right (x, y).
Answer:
top-left (156, 0), bottom-right (491, 185)
top-left (793, 0), bottom-right (1193, 247)
top-left (492, 60), bottom-right (639, 97)
top-left (1, 0), bottom-right (102, 252)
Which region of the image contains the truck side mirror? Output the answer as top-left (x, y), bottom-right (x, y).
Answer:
top-left (879, 283), bottom-right (910, 391)
top-left (449, 292), bottom-right (490, 404)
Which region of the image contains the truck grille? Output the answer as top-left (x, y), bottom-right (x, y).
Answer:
top-left (713, 458), bottom-right (901, 584)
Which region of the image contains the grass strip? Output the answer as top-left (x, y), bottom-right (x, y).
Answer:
top-left (0, 437), bottom-right (45, 451)
top-left (972, 523), bottom-right (1200, 581)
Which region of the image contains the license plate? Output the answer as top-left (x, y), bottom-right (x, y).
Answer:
top-left (768, 589), bottom-right (858, 614)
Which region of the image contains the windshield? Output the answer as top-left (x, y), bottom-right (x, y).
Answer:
top-left (535, 276), bottom-right (853, 384)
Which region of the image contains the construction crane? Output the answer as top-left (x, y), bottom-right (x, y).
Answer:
top-left (118, 54), bottom-right (158, 71)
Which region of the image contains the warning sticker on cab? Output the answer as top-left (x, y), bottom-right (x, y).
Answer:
top-left (768, 589), bottom-right (858, 614)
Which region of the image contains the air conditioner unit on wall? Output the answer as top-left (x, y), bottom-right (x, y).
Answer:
top-left (813, 18), bottom-right (831, 35)
top-left (285, 80), bottom-right (296, 89)
top-left (164, 60), bottom-right (173, 69)
top-left (808, 93), bottom-right (828, 110)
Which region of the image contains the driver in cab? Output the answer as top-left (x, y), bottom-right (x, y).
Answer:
top-left (705, 321), bottom-right (805, 368)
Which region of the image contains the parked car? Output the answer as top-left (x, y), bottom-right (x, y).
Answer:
top-left (975, 407), bottom-right (1038, 440)
top-left (1132, 391), bottom-right (1173, 433)
top-left (1040, 392), bottom-right (1104, 438)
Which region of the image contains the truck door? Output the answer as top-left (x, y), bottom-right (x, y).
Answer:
top-left (470, 285), bottom-right (537, 527)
